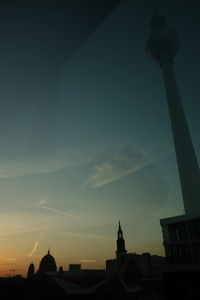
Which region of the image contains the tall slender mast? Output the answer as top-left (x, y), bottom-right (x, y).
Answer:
top-left (146, 14), bottom-right (200, 215)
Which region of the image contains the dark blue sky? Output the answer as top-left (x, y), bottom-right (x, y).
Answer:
top-left (0, 0), bottom-right (199, 276)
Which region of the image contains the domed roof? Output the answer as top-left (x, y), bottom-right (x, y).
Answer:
top-left (39, 250), bottom-right (57, 273)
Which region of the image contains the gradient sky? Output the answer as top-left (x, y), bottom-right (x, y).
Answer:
top-left (0, 0), bottom-right (200, 277)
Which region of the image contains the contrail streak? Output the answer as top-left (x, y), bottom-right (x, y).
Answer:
top-left (21, 200), bottom-right (80, 219)
top-left (38, 205), bottom-right (80, 219)
top-left (27, 241), bottom-right (39, 257)
top-left (84, 149), bottom-right (173, 188)
top-left (27, 232), bottom-right (45, 257)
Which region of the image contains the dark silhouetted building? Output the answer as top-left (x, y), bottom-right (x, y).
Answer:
top-left (58, 266), bottom-right (63, 273)
top-left (26, 224), bottom-right (163, 298)
top-left (27, 263), bottom-right (35, 279)
top-left (38, 250), bottom-right (57, 273)
top-left (116, 221), bottom-right (127, 264)
top-left (106, 222), bottom-right (165, 284)
top-left (69, 264), bottom-right (81, 271)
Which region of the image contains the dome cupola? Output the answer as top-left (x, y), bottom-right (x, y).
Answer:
top-left (39, 249), bottom-right (57, 273)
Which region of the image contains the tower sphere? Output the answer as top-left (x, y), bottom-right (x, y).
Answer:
top-left (146, 15), bottom-right (180, 63)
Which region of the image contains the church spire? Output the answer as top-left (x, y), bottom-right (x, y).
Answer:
top-left (116, 221), bottom-right (127, 261)
top-left (118, 220), bottom-right (123, 239)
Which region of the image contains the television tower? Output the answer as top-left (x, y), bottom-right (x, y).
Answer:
top-left (146, 11), bottom-right (200, 216)
top-left (146, 4), bottom-right (200, 272)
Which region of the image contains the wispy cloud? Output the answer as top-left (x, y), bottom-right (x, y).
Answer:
top-left (83, 147), bottom-right (172, 188)
top-left (36, 198), bottom-right (48, 206)
top-left (0, 148), bottom-right (89, 179)
top-left (80, 259), bottom-right (96, 263)
top-left (0, 258), bottom-right (16, 265)
top-left (22, 199), bottom-right (80, 219)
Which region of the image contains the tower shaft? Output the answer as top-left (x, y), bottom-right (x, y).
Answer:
top-left (147, 13), bottom-right (200, 274)
top-left (146, 14), bottom-right (200, 216)
top-left (160, 59), bottom-right (200, 215)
